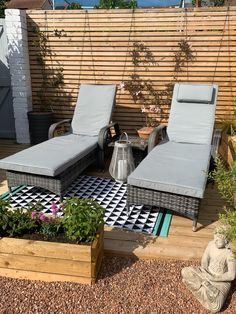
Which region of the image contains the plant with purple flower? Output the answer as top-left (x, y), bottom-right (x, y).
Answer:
top-left (31, 211), bottom-right (38, 220)
top-left (39, 212), bottom-right (47, 222)
top-left (50, 201), bottom-right (59, 216)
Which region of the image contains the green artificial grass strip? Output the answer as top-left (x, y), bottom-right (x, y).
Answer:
top-left (152, 208), bottom-right (164, 236)
top-left (0, 185), bottom-right (25, 200)
top-left (159, 210), bottom-right (172, 237)
top-left (0, 190), bottom-right (10, 199)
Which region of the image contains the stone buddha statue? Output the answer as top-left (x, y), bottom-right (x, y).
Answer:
top-left (181, 230), bottom-right (236, 313)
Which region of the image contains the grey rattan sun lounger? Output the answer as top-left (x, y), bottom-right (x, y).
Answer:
top-left (0, 84), bottom-right (120, 197)
top-left (127, 83), bottom-right (218, 231)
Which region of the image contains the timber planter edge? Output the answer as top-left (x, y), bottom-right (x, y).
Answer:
top-left (218, 133), bottom-right (236, 166)
top-left (0, 226), bottom-right (104, 285)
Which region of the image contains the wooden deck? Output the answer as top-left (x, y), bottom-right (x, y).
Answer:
top-left (0, 139), bottom-right (225, 261)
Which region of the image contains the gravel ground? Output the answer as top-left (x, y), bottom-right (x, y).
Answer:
top-left (0, 256), bottom-right (235, 314)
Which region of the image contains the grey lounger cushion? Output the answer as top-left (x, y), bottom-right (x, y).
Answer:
top-left (71, 84), bottom-right (116, 137)
top-left (177, 84), bottom-right (214, 103)
top-left (0, 134), bottom-right (97, 177)
top-left (167, 83), bottom-right (218, 145)
top-left (127, 141), bottom-right (211, 198)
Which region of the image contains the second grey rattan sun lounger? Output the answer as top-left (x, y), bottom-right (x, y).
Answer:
top-left (127, 83), bottom-right (218, 231)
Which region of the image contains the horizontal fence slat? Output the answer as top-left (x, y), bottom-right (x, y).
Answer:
top-left (27, 7), bottom-right (236, 132)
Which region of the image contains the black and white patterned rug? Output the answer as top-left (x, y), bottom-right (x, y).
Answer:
top-left (2, 176), bottom-right (172, 236)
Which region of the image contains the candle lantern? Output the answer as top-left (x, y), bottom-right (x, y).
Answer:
top-left (109, 132), bottom-right (135, 183)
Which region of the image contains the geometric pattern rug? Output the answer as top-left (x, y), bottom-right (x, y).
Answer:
top-left (1, 175), bottom-right (172, 236)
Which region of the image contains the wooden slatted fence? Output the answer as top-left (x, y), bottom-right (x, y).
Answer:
top-left (26, 7), bottom-right (236, 134)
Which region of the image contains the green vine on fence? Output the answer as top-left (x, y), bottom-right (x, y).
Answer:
top-left (32, 27), bottom-right (64, 112)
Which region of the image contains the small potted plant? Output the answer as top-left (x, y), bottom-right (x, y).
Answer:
top-left (120, 75), bottom-right (164, 139)
top-left (137, 104), bottom-right (160, 139)
top-left (0, 198), bottom-right (104, 284)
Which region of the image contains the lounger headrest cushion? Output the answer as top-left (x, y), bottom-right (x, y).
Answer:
top-left (177, 84), bottom-right (214, 104)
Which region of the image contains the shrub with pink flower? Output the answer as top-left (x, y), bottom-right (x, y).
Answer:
top-left (51, 201), bottom-right (59, 216)
top-left (141, 104), bottom-right (161, 127)
top-left (0, 198), bottom-right (104, 243)
top-left (39, 212), bottom-right (47, 222)
top-left (31, 211), bottom-right (38, 220)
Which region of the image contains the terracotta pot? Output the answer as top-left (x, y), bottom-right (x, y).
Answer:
top-left (137, 127), bottom-right (154, 139)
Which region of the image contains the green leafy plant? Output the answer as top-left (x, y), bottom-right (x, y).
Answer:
top-left (0, 198), bottom-right (104, 243)
top-left (0, 199), bottom-right (37, 237)
top-left (222, 108), bottom-right (236, 136)
top-left (32, 27), bottom-right (64, 112)
top-left (39, 218), bottom-right (62, 240)
top-left (98, 0), bottom-right (137, 9)
top-left (219, 208), bottom-right (236, 257)
top-left (209, 158), bottom-right (236, 208)
top-left (209, 158), bottom-right (236, 257)
top-left (65, 1), bottom-right (82, 9)
top-left (63, 198), bottom-right (104, 243)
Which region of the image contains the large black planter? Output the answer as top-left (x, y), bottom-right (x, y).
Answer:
top-left (27, 111), bottom-right (53, 145)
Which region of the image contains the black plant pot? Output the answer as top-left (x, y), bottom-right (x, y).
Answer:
top-left (27, 111), bottom-right (53, 145)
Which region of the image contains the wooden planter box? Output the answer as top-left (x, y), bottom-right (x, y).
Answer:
top-left (218, 133), bottom-right (236, 166)
top-left (0, 227), bottom-right (104, 285)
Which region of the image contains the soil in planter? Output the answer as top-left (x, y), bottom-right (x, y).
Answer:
top-left (15, 233), bottom-right (92, 245)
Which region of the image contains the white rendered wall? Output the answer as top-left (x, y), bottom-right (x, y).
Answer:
top-left (5, 9), bottom-right (32, 143)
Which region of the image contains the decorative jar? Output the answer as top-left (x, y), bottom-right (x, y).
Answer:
top-left (109, 132), bottom-right (135, 183)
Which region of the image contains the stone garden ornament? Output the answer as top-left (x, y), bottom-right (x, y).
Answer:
top-left (181, 230), bottom-right (236, 313)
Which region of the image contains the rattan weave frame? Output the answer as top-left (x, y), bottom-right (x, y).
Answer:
top-left (7, 149), bottom-right (97, 197)
top-left (5, 121), bottom-right (121, 198)
top-left (127, 184), bottom-right (200, 221)
top-left (126, 124), bottom-right (221, 230)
